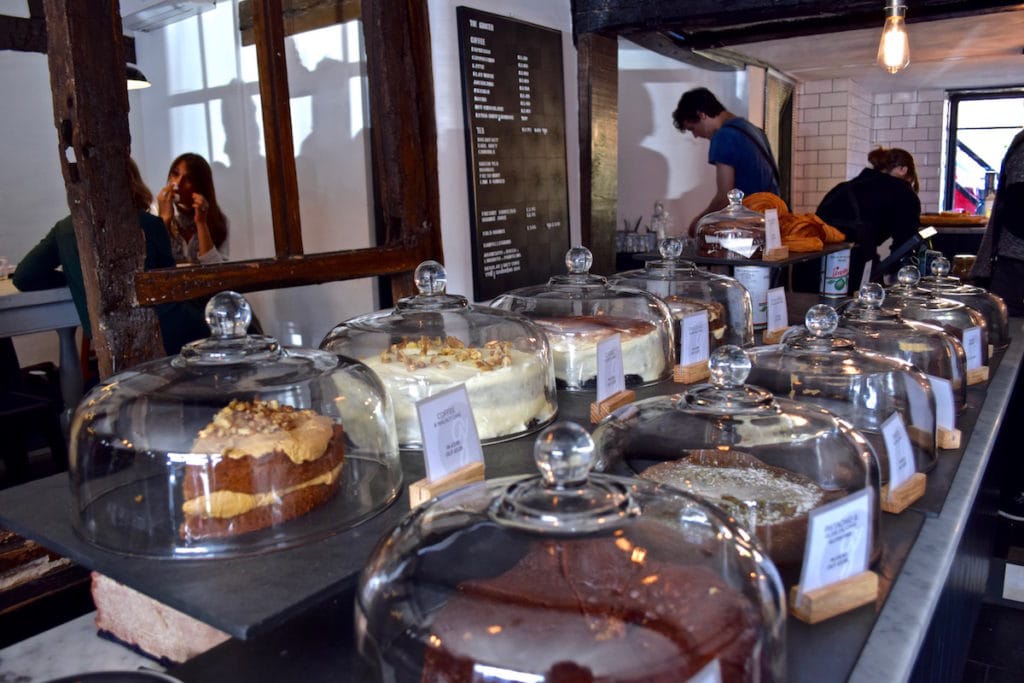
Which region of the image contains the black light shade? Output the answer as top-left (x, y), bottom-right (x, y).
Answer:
top-left (126, 64), bottom-right (151, 90)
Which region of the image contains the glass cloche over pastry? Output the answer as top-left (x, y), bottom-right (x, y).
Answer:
top-left (610, 237), bottom-right (755, 347)
top-left (747, 305), bottom-right (937, 484)
top-left (490, 246), bottom-right (674, 391)
top-left (883, 265), bottom-right (990, 362)
top-left (70, 292), bottom-right (401, 559)
top-left (695, 189), bottom-right (766, 259)
top-left (837, 283), bottom-right (967, 410)
top-left (592, 345), bottom-right (880, 583)
top-left (356, 422), bottom-right (787, 682)
top-left (916, 256), bottom-right (1009, 349)
top-left (320, 261), bottom-right (556, 449)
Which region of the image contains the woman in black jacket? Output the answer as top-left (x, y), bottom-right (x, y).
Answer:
top-left (816, 147), bottom-right (921, 287)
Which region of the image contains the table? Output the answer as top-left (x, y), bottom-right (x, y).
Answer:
top-left (0, 280), bottom-right (82, 415)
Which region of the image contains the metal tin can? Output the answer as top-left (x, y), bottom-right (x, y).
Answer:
top-left (820, 248), bottom-right (851, 297)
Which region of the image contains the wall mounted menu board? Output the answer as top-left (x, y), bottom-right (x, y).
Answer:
top-left (456, 7), bottom-right (571, 301)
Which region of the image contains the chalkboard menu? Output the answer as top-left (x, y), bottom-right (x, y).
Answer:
top-left (456, 7), bottom-right (571, 301)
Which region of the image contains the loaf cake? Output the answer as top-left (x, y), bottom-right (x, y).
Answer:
top-left (640, 451), bottom-right (834, 577)
top-left (180, 399), bottom-right (345, 541)
top-left (664, 297), bottom-right (728, 344)
top-left (533, 316), bottom-right (669, 389)
top-left (421, 537), bottom-right (763, 682)
top-left (361, 335), bottom-right (555, 445)
top-left (698, 224), bottom-right (765, 259)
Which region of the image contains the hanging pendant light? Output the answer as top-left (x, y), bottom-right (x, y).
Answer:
top-left (126, 64), bottom-right (152, 90)
top-left (877, 0), bottom-right (910, 74)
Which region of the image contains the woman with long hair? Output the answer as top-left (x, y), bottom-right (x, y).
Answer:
top-left (156, 152), bottom-right (228, 264)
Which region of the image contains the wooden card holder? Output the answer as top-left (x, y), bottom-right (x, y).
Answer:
top-left (907, 425), bottom-right (933, 450)
top-left (789, 570), bottom-right (879, 624)
top-left (590, 389), bottom-right (635, 423)
top-left (880, 471), bottom-right (927, 514)
top-left (762, 246), bottom-right (789, 261)
top-left (762, 327), bottom-right (789, 345)
top-left (408, 461), bottom-right (486, 509)
top-left (937, 427), bottom-right (962, 450)
top-left (673, 360), bottom-right (710, 384)
top-left (966, 366), bottom-right (989, 385)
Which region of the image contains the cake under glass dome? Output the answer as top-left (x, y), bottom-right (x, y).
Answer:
top-left (356, 421), bottom-right (787, 682)
top-left (70, 292), bottom-right (401, 559)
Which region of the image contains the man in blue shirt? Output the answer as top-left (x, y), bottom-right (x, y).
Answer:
top-left (673, 87), bottom-right (780, 235)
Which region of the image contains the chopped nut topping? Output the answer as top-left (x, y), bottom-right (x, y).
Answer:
top-left (381, 335), bottom-right (514, 373)
top-left (197, 399), bottom-right (311, 439)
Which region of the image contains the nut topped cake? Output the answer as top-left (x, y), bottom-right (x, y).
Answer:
top-left (361, 335), bottom-right (555, 446)
top-left (181, 398), bottom-right (346, 541)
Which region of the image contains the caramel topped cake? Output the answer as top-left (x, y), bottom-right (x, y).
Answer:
top-left (362, 336), bottom-right (554, 446)
top-left (532, 316), bottom-right (669, 390)
top-left (181, 399), bottom-right (345, 541)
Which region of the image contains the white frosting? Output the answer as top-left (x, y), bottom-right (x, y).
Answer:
top-left (535, 318), bottom-right (669, 388)
top-left (182, 463), bottom-right (344, 519)
top-left (363, 347), bottom-right (555, 446)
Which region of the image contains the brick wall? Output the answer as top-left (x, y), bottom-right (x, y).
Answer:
top-left (791, 79), bottom-right (946, 214)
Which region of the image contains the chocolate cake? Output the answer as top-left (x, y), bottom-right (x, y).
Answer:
top-left (664, 297), bottom-right (729, 344)
top-left (640, 451), bottom-right (836, 577)
top-left (421, 537), bottom-right (763, 682)
top-left (180, 399), bottom-right (345, 541)
top-left (698, 224), bottom-right (765, 259)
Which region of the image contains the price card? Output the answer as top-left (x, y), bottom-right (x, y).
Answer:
top-left (926, 375), bottom-right (956, 431)
top-left (766, 286), bottom-right (788, 332)
top-left (680, 311), bottom-right (710, 366)
top-left (685, 658), bottom-right (722, 683)
top-left (962, 327), bottom-right (983, 370)
top-left (416, 385), bottom-right (484, 482)
top-left (903, 374), bottom-right (932, 432)
top-left (596, 333), bottom-right (625, 402)
top-left (797, 489), bottom-right (872, 594)
top-left (764, 208), bottom-right (782, 251)
top-left (881, 412), bottom-right (916, 494)
top-left (860, 260), bottom-right (873, 288)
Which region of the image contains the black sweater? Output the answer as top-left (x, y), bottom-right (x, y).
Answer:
top-left (816, 168), bottom-right (921, 250)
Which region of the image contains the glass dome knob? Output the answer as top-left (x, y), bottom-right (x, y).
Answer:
top-left (534, 421), bottom-right (594, 488)
top-left (726, 188), bottom-right (745, 205)
top-left (805, 304), bottom-right (839, 338)
top-left (565, 246), bottom-right (594, 274)
top-left (857, 282), bottom-right (885, 308)
top-left (205, 291), bottom-right (252, 338)
top-left (659, 238), bottom-right (683, 260)
top-left (931, 256), bottom-right (951, 277)
top-left (414, 260), bottom-right (448, 295)
top-left (897, 265), bottom-right (921, 286)
top-left (708, 345), bottom-right (751, 388)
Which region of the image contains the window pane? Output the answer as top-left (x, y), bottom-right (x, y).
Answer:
top-left (958, 98), bottom-right (1024, 129)
top-left (948, 95), bottom-right (1024, 212)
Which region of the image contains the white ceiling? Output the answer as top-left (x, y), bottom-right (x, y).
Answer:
top-left (723, 10), bottom-right (1024, 92)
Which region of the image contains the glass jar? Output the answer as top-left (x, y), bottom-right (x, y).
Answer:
top-left (490, 247), bottom-right (674, 391)
top-left (320, 261), bottom-right (556, 449)
top-left (917, 256), bottom-right (1009, 349)
top-left (883, 265), bottom-right (990, 362)
top-left (837, 283), bottom-right (967, 410)
top-left (356, 422), bottom-right (787, 682)
top-left (747, 305), bottom-right (937, 484)
top-left (592, 345), bottom-right (880, 584)
top-left (611, 237), bottom-right (755, 347)
top-left (695, 189), bottom-right (766, 259)
top-left (70, 292), bottom-right (401, 558)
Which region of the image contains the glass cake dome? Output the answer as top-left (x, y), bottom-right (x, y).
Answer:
top-left (591, 345), bottom-right (880, 584)
top-left (320, 261), bottom-right (556, 449)
top-left (70, 292), bottom-right (401, 559)
top-left (747, 305), bottom-right (937, 484)
top-left (836, 283), bottom-right (967, 410)
top-left (695, 189), bottom-right (766, 260)
top-left (610, 237), bottom-right (755, 347)
top-left (356, 422), bottom-right (787, 682)
top-left (883, 265), bottom-right (990, 362)
top-left (490, 246), bottom-right (674, 391)
top-left (917, 256), bottom-right (1009, 349)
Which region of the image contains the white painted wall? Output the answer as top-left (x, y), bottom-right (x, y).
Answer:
top-left (617, 38), bottom-right (749, 238)
top-left (427, 0), bottom-right (580, 301)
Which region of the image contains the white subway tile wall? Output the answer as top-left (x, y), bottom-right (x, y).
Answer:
top-left (792, 81), bottom-right (945, 213)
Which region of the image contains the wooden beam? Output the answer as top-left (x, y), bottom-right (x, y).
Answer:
top-left (576, 33), bottom-right (618, 276)
top-left (0, 11), bottom-right (134, 60)
top-left (251, 0), bottom-right (304, 257)
top-left (363, 0), bottom-right (442, 301)
top-left (42, 0), bottom-right (162, 378)
top-left (238, 0), bottom-right (360, 46)
top-left (135, 239), bottom-right (433, 306)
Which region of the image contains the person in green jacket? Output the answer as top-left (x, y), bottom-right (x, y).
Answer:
top-left (13, 159), bottom-right (208, 357)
